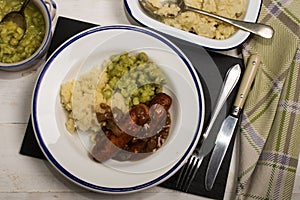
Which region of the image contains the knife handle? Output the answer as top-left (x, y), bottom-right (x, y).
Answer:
top-left (233, 54), bottom-right (260, 115)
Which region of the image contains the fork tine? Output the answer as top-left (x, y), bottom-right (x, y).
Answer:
top-left (176, 154), bottom-right (198, 190)
top-left (183, 155), bottom-right (204, 191)
top-left (176, 156), bottom-right (193, 188)
top-left (176, 151), bottom-right (205, 191)
top-left (180, 155), bottom-right (198, 190)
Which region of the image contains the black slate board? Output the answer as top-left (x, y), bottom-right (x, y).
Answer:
top-left (20, 16), bottom-right (244, 200)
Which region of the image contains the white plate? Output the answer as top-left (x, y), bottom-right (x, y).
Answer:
top-left (124, 0), bottom-right (262, 50)
top-left (32, 25), bottom-right (205, 193)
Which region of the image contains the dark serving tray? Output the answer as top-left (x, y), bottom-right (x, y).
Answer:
top-left (20, 16), bottom-right (244, 200)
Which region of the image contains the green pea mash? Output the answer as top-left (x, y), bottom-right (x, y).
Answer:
top-left (0, 0), bottom-right (45, 63)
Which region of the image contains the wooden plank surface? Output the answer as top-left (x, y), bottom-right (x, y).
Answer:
top-left (0, 0), bottom-right (299, 199)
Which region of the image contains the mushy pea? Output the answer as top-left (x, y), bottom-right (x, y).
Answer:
top-left (102, 52), bottom-right (167, 107)
top-left (0, 0), bottom-right (45, 63)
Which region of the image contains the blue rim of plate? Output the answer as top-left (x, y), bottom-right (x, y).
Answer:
top-left (32, 25), bottom-right (205, 193)
top-left (123, 0), bottom-right (262, 51)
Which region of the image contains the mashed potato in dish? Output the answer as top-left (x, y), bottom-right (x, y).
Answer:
top-left (149, 0), bottom-right (245, 40)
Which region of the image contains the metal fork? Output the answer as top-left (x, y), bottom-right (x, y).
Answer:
top-left (176, 147), bottom-right (204, 191)
top-left (176, 64), bottom-right (241, 191)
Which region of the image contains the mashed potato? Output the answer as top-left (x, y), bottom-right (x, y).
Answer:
top-left (60, 66), bottom-right (108, 133)
top-left (149, 0), bottom-right (245, 39)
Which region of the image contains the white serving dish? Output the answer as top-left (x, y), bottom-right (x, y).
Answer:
top-left (32, 25), bottom-right (205, 193)
top-left (124, 0), bottom-right (262, 50)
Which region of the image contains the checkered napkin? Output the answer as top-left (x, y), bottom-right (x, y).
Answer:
top-left (235, 0), bottom-right (300, 199)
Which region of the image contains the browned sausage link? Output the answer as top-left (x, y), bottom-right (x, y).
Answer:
top-left (147, 104), bottom-right (168, 136)
top-left (96, 103), bottom-right (114, 123)
top-left (150, 93), bottom-right (172, 111)
top-left (91, 104), bottom-right (150, 162)
top-left (139, 93), bottom-right (172, 138)
top-left (127, 139), bottom-right (148, 153)
top-left (105, 120), bottom-right (123, 137)
top-left (109, 94), bottom-right (172, 161)
top-left (118, 104), bottom-right (150, 133)
top-left (119, 93), bottom-right (172, 151)
top-left (113, 139), bottom-right (150, 161)
top-left (92, 121), bottom-right (136, 162)
top-left (129, 103), bottom-right (150, 125)
top-left (91, 130), bottom-right (119, 162)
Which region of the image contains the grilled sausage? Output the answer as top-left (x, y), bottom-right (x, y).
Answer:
top-left (150, 92), bottom-right (172, 110)
top-left (91, 104), bottom-right (149, 162)
top-left (92, 93), bottom-right (172, 162)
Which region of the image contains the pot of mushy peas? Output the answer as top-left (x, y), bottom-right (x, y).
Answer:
top-left (0, 0), bottom-right (56, 71)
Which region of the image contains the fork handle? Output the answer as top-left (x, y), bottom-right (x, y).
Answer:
top-left (202, 64), bottom-right (241, 139)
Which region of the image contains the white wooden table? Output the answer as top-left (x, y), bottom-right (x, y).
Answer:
top-left (0, 1), bottom-right (299, 199)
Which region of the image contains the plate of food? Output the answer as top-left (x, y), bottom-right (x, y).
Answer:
top-left (124, 0), bottom-right (262, 50)
top-left (32, 25), bottom-right (205, 193)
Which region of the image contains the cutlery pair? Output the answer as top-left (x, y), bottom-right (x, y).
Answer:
top-left (176, 54), bottom-right (260, 191)
top-left (176, 62), bottom-right (242, 191)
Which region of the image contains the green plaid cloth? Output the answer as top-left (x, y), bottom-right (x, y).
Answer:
top-left (235, 0), bottom-right (300, 199)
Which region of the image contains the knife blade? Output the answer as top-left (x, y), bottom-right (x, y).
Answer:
top-left (205, 54), bottom-right (261, 191)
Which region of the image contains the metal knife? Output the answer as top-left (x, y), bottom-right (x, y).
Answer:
top-left (205, 54), bottom-right (261, 191)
